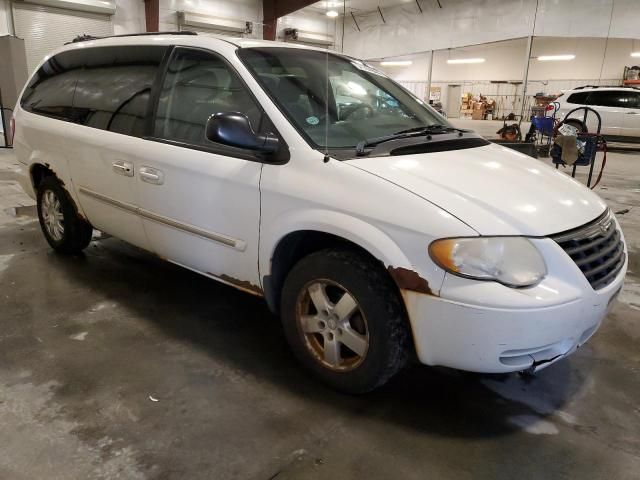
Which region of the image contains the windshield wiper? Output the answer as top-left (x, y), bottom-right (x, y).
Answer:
top-left (395, 124), bottom-right (468, 135)
top-left (355, 124), bottom-right (468, 156)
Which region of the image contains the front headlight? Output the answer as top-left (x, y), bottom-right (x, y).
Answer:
top-left (429, 237), bottom-right (546, 287)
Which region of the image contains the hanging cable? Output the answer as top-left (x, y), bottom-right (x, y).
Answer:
top-left (597, 1), bottom-right (615, 83)
top-left (341, 1), bottom-right (346, 53)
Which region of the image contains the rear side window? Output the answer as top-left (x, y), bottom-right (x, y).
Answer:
top-left (21, 45), bottom-right (168, 137)
top-left (566, 92), bottom-right (590, 104)
top-left (73, 46), bottom-right (167, 136)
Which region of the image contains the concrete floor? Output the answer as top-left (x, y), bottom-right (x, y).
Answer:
top-left (0, 142), bottom-right (639, 480)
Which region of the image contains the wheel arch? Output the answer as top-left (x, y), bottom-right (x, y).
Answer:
top-left (30, 162), bottom-right (56, 189)
top-left (30, 162), bottom-right (88, 223)
top-left (261, 212), bottom-right (414, 315)
top-left (563, 117), bottom-right (588, 132)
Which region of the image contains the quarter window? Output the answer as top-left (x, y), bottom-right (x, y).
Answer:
top-left (154, 48), bottom-right (267, 147)
top-left (21, 49), bottom-right (84, 122)
top-left (21, 45), bottom-right (167, 137)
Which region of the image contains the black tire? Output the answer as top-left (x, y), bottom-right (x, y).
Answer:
top-left (280, 249), bottom-right (410, 394)
top-left (564, 119), bottom-right (587, 133)
top-left (36, 176), bottom-right (93, 254)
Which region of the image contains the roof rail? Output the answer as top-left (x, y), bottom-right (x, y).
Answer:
top-left (68, 31), bottom-right (197, 44)
top-left (573, 84), bottom-right (638, 90)
top-left (573, 85), bottom-right (605, 90)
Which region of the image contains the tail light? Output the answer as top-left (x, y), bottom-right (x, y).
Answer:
top-left (545, 104), bottom-right (555, 111)
top-left (9, 116), bottom-right (15, 146)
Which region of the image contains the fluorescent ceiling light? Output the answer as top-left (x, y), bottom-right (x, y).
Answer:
top-left (537, 54), bottom-right (575, 61)
top-left (447, 58), bottom-right (485, 64)
top-left (631, 52), bottom-right (640, 57)
top-left (326, 10), bottom-right (339, 17)
top-left (380, 60), bottom-right (412, 66)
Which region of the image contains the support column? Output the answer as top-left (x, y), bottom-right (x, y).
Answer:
top-left (262, 0), bottom-right (318, 40)
top-left (144, 0), bottom-right (159, 33)
top-left (425, 50), bottom-right (433, 104)
top-left (263, 18), bottom-right (277, 41)
top-left (519, 35), bottom-right (533, 124)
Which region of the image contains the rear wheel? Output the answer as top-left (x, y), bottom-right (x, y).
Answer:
top-left (281, 249), bottom-right (410, 393)
top-left (564, 119), bottom-right (587, 133)
top-left (37, 176), bottom-right (93, 254)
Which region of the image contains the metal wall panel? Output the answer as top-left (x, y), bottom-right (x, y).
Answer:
top-left (13, 2), bottom-right (113, 72)
top-left (177, 23), bottom-right (239, 38)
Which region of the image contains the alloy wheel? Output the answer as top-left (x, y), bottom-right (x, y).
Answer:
top-left (296, 279), bottom-right (369, 371)
top-left (41, 189), bottom-right (64, 241)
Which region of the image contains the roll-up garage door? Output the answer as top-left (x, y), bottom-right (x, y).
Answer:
top-left (13, 2), bottom-right (113, 73)
top-left (177, 25), bottom-right (240, 38)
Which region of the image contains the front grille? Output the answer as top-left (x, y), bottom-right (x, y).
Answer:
top-left (551, 209), bottom-right (625, 290)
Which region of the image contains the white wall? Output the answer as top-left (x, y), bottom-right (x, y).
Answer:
top-left (0, 0), bottom-right (11, 35)
top-left (530, 37), bottom-right (636, 80)
top-left (113, 0), bottom-right (145, 34)
top-left (376, 52), bottom-right (432, 81)
top-left (379, 36), bottom-right (637, 86)
top-left (277, 9), bottom-right (337, 45)
top-left (159, 0), bottom-right (262, 38)
top-left (343, 0), bottom-right (640, 60)
top-left (377, 36), bottom-right (639, 117)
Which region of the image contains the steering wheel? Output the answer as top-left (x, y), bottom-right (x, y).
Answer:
top-left (342, 103), bottom-right (374, 120)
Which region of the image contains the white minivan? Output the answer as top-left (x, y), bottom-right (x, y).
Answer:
top-left (554, 86), bottom-right (640, 141)
top-left (13, 33), bottom-right (627, 393)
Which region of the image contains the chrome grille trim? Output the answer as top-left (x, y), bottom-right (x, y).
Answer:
top-left (552, 209), bottom-right (614, 243)
top-left (551, 209), bottom-right (625, 290)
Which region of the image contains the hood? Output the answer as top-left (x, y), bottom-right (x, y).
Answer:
top-left (347, 143), bottom-right (607, 236)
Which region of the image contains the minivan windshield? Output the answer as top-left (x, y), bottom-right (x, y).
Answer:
top-left (238, 47), bottom-right (448, 150)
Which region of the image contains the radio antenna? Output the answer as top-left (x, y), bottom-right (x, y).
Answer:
top-left (323, 45), bottom-right (330, 163)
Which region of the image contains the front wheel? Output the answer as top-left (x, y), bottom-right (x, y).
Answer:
top-left (280, 249), bottom-right (410, 393)
top-left (37, 176), bottom-right (93, 254)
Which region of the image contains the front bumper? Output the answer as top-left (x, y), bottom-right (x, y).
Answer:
top-left (404, 237), bottom-right (627, 373)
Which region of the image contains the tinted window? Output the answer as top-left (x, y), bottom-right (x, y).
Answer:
top-left (21, 45), bottom-right (167, 137)
top-left (154, 48), bottom-right (266, 147)
top-left (72, 46), bottom-right (167, 136)
top-left (21, 49), bottom-right (84, 121)
top-left (588, 90), bottom-right (639, 108)
top-left (566, 92), bottom-right (590, 104)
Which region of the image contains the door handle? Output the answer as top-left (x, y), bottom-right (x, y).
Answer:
top-left (625, 111), bottom-right (639, 115)
top-left (139, 166), bottom-right (164, 185)
top-left (112, 161), bottom-right (134, 177)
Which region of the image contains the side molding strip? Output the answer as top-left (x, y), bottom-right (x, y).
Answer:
top-left (78, 186), bottom-right (244, 250)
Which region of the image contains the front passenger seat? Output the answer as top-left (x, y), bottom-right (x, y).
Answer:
top-left (274, 76), bottom-right (313, 124)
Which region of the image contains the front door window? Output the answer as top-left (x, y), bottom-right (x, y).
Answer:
top-left (154, 48), bottom-right (267, 148)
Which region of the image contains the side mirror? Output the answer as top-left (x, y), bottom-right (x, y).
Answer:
top-left (206, 112), bottom-right (279, 154)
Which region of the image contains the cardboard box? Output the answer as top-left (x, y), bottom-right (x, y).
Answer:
top-left (472, 108), bottom-right (485, 120)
